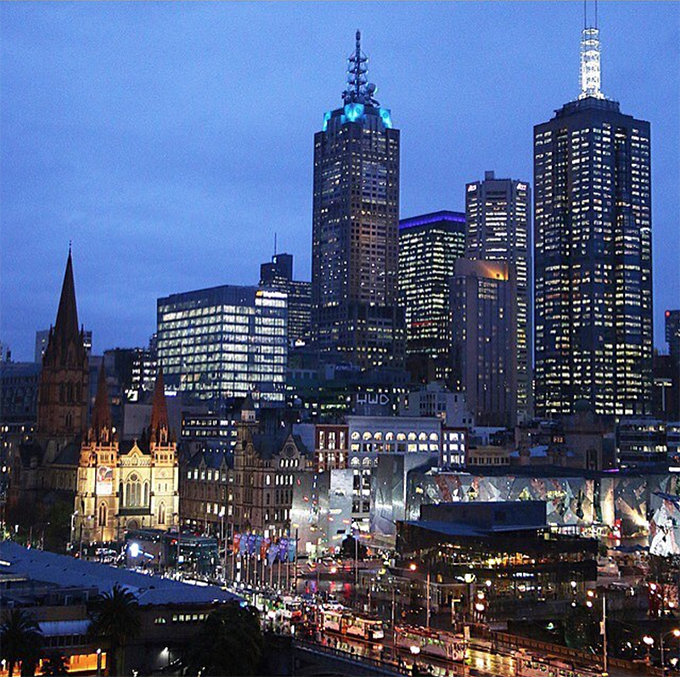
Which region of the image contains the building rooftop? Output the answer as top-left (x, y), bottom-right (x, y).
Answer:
top-left (399, 211), bottom-right (465, 230)
top-left (0, 541), bottom-right (239, 607)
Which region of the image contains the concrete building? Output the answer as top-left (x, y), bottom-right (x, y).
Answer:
top-left (466, 171), bottom-right (531, 421)
top-left (450, 259), bottom-right (518, 427)
top-left (346, 415), bottom-right (441, 531)
top-left (399, 382), bottom-right (474, 427)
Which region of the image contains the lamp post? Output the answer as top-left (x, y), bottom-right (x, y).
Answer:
top-left (96, 648), bottom-right (102, 677)
top-left (660, 629), bottom-right (680, 671)
top-left (644, 635), bottom-right (655, 665)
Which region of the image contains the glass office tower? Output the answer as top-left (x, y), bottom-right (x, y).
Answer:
top-left (398, 211), bottom-right (466, 383)
top-left (157, 286), bottom-right (287, 405)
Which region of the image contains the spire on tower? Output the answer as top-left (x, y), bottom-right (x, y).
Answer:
top-left (149, 366), bottom-right (169, 445)
top-left (342, 30), bottom-right (379, 106)
top-left (90, 364), bottom-right (112, 443)
top-left (53, 247), bottom-right (81, 352)
top-left (579, 0), bottom-right (604, 100)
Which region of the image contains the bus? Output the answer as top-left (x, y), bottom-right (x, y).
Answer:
top-left (395, 625), bottom-right (466, 662)
top-left (319, 606), bottom-right (385, 642)
top-left (516, 652), bottom-right (600, 677)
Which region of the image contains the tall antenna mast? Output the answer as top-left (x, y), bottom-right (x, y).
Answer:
top-left (274, 232), bottom-right (277, 257)
top-left (342, 30), bottom-right (379, 106)
top-left (579, 0), bottom-right (604, 100)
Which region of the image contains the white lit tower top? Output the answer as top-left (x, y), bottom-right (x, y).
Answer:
top-left (579, 1), bottom-right (604, 99)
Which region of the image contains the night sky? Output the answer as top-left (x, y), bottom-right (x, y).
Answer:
top-left (1, 2), bottom-right (678, 360)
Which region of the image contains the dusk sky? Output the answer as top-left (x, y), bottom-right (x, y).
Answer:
top-left (1, 1), bottom-right (678, 361)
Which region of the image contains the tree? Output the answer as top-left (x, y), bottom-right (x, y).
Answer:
top-left (0, 609), bottom-right (43, 677)
top-left (182, 603), bottom-right (263, 676)
top-left (41, 654), bottom-right (69, 676)
top-left (87, 583), bottom-right (141, 676)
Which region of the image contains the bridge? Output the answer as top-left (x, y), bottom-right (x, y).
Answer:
top-left (291, 639), bottom-right (407, 677)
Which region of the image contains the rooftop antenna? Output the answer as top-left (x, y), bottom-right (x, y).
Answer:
top-left (342, 30), bottom-right (379, 106)
top-left (274, 232), bottom-right (277, 257)
top-left (579, 0), bottom-right (604, 100)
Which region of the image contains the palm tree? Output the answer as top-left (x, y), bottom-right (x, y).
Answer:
top-left (41, 653), bottom-right (69, 676)
top-left (182, 602), bottom-right (263, 676)
top-left (87, 583), bottom-right (141, 676)
top-left (0, 609), bottom-right (43, 677)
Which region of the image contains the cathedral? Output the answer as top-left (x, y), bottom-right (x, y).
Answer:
top-left (10, 248), bottom-right (178, 546)
top-left (75, 366), bottom-right (179, 544)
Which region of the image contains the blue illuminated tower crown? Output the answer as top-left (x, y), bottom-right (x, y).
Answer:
top-left (322, 30), bottom-right (393, 132)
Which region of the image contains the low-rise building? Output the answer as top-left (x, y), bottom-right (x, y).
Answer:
top-left (0, 541), bottom-right (239, 675)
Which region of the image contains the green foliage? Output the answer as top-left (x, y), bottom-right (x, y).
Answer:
top-left (0, 609), bottom-right (43, 677)
top-left (88, 583), bottom-right (141, 676)
top-left (182, 603), bottom-right (263, 676)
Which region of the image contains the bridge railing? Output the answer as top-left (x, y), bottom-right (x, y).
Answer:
top-left (483, 628), bottom-right (663, 676)
top-left (292, 638), bottom-right (408, 675)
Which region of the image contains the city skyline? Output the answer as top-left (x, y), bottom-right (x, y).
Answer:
top-left (1, 2), bottom-right (678, 360)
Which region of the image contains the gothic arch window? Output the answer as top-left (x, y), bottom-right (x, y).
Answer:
top-left (65, 413), bottom-right (73, 429)
top-left (158, 502), bottom-right (166, 525)
top-left (143, 481), bottom-right (150, 506)
top-left (59, 384), bottom-right (65, 403)
top-left (126, 474), bottom-right (142, 507)
top-left (67, 382), bottom-right (74, 403)
top-left (76, 383), bottom-right (82, 402)
top-left (98, 502), bottom-right (107, 527)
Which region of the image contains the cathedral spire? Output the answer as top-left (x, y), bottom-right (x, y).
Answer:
top-left (90, 364), bottom-right (112, 443)
top-left (150, 366), bottom-right (169, 444)
top-left (52, 246), bottom-right (81, 355)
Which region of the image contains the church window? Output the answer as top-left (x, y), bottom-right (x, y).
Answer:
top-left (158, 502), bottom-right (166, 524)
top-left (143, 481), bottom-right (149, 506)
top-left (126, 474), bottom-right (142, 507)
top-left (98, 502), bottom-right (107, 527)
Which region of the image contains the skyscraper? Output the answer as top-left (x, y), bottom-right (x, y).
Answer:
top-left (260, 253), bottom-right (312, 347)
top-left (534, 18), bottom-right (653, 417)
top-left (466, 172), bottom-right (531, 421)
top-left (312, 31), bottom-right (403, 369)
top-left (398, 211), bottom-right (466, 383)
top-left (156, 285), bottom-right (287, 405)
top-left (450, 259), bottom-right (518, 427)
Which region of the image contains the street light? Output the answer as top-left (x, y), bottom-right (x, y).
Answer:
top-left (660, 629), bottom-right (680, 670)
top-left (644, 635), bottom-right (655, 665)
